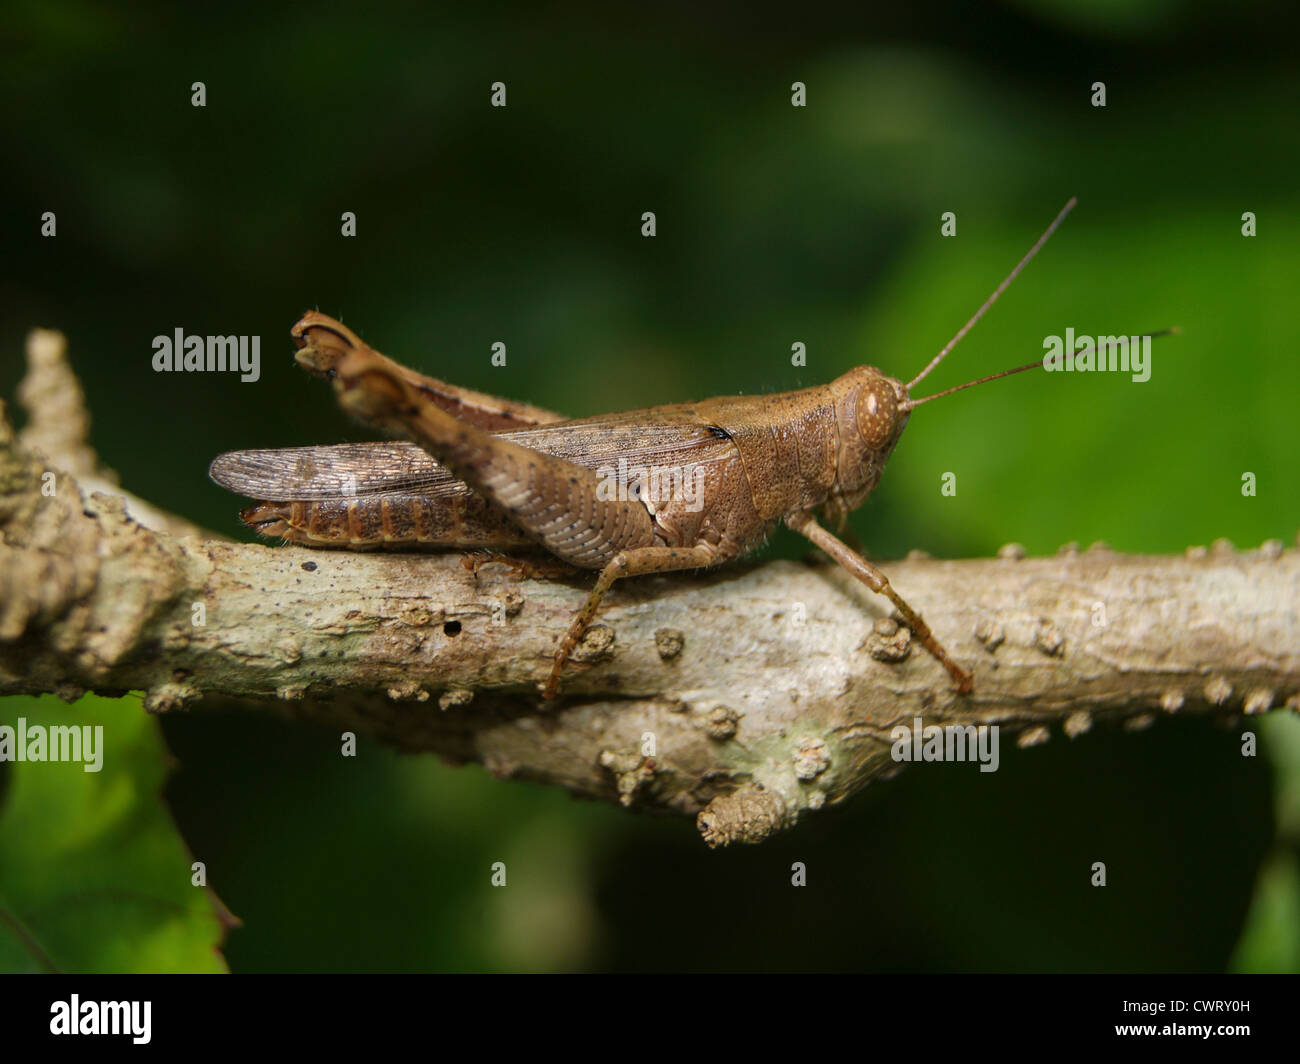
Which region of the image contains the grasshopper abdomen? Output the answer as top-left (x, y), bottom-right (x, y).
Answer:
top-left (238, 494), bottom-right (534, 551)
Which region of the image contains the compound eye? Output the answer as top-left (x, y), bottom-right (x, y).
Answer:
top-left (856, 380), bottom-right (898, 450)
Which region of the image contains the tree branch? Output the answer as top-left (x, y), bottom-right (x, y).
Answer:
top-left (3, 329), bottom-right (1297, 845)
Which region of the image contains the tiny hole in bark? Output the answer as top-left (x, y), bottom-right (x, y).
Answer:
top-left (443, 621), bottom-right (462, 636)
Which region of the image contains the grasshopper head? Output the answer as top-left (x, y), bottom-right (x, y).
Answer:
top-left (831, 365), bottom-right (911, 508)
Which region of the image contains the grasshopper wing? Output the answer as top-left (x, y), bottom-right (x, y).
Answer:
top-left (208, 441), bottom-right (470, 501)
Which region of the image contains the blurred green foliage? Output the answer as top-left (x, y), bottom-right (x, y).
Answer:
top-left (0, 695), bottom-right (226, 972)
top-left (1, 0), bottom-right (1296, 970)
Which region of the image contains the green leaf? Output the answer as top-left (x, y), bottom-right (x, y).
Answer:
top-left (1230, 851), bottom-right (1300, 973)
top-left (0, 694), bottom-right (229, 973)
top-left (1232, 715), bottom-right (1300, 973)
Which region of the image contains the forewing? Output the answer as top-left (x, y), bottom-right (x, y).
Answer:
top-left (211, 410), bottom-right (737, 502)
top-left (209, 442), bottom-right (469, 501)
top-left (501, 410), bottom-right (738, 471)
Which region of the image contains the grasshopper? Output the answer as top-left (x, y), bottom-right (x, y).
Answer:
top-left (211, 198), bottom-right (1132, 699)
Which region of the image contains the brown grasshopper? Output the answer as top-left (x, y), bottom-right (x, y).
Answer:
top-left (212, 197), bottom-right (1130, 699)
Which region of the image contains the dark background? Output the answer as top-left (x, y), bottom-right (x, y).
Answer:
top-left (1, 1), bottom-right (1297, 971)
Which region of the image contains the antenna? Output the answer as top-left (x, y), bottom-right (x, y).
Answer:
top-left (906, 197), bottom-right (1078, 392)
top-left (902, 328), bottom-right (1181, 410)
